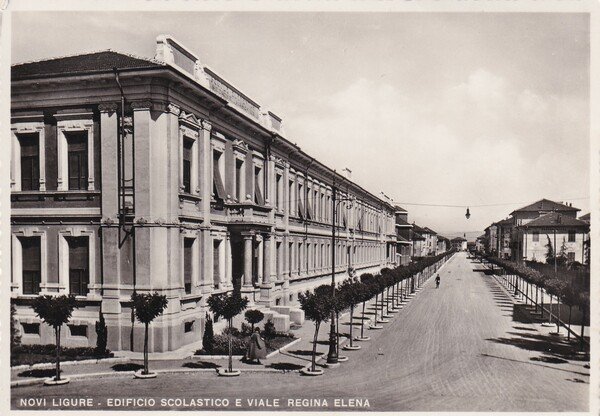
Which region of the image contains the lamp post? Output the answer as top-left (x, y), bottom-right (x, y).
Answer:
top-left (327, 181), bottom-right (353, 366)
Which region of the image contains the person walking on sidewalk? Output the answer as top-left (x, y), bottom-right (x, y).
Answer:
top-left (245, 327), bottom-right (267, 364)
top-left (435, 274), bottom-right (441, 289)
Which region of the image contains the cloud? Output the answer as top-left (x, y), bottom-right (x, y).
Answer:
top-left (285, 69), bottom-right (589, 234)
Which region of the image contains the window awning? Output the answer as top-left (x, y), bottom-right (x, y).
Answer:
top-left (213, 163), bottom-right (226, 200)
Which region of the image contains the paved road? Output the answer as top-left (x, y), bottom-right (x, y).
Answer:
top-left (12, 252), bottom-right (589, 411)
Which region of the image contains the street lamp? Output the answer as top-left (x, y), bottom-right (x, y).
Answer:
top-left (327, 182), bottom-right (353, 366)
top-left (465, 207), bottom-right (471, 220)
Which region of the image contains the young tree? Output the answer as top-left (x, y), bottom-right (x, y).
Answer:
top-left (339, 278), bottom-right (365, 349)
top-left (244, 309), bottom-right (265, 332)
top-left (32, 295), bottom-right (78, 383)
top-left (203, 313), bottom-right (215, 354)
top-left (207, 292), bottom-right (249, 373)
top-left (358, 274), bottom-right (376, 338)
top-left (131, 292), bottom-right (168, 376)
top-left (299, 285), bottom-right (333, 373)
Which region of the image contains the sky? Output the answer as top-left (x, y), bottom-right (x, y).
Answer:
top-left (12, 12), bottom-right (590, 237)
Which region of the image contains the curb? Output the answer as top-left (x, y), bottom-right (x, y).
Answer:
top-left (266, 337), bottom-right (302, 359)
top-left (11, 356), bottom-right (129, 372)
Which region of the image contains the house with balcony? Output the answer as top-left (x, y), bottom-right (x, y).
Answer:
top-left (10, 35), bottom-right (398, 353)
top-left (394, 205), bottom-right (412, 265)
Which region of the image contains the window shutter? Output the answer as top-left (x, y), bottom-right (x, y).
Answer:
top-left (213, 163), bottom-right (226, 200)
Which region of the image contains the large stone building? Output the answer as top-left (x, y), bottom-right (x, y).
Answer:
top-left (10, 35), bottom-right (397, 353)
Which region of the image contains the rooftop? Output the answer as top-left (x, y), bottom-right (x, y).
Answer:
top-left (521, 212), bottom-right (589, 229)
top-left (12, 50), bottom-right (162, 79)
top-left (510, 199), bottom-right (579, 215)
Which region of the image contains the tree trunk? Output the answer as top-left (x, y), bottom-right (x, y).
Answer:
top-left (349, 305), bottom-right (354, 347)
top-left (580, 308), bottom-right (586, 351)
top-left (535, 286), bottom-right (539, 313)
top-left (540, 288), bottom-right (544, 319)
top-left (567, 305), bottom-right (572, 340)
top-left (556, 296), bottom-right (561, 333)
top-left (55, 326), bottom-right (61, 381)
top-left (228, 319), bottom-right (233, 372)
top-left (144, 323), bottom-right (149, 375)
top-left (360, 301), bottom-right (366, 338)
top-left (373, 293), bottom-right (378, 323)
top-left (548, 294), bottom-right (553, 325)
top-left (311, 322), bottom-right (320, 372)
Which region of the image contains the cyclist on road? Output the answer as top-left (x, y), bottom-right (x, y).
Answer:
top-left (435, 274), bottom-right (441, 288)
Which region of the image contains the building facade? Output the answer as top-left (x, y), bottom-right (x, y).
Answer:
top-left (11, 35), bottom-right (397, 353)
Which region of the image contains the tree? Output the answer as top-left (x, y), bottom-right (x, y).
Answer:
top-left (131, 292), bottom-right (168, 376)
top-left (207, 292), bottom-right (249, 373)
top-left (545, 235), bottom-right (554, 264)
top-left (95, 311), bottom-right (108, 357)
top-left (203, 313), bottom-right (215, 354)
top-left (32, 295), bottom-right (78, 383)
top-left (339, 278), bottom-right (365, 349)
top-left (11, 303), bottom-right (21, 354)
top-left (244, 309), bottom-right (265, 332)
top-left (299, 285), bottom-right (333, 373)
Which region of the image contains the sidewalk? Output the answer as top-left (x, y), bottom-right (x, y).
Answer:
top-left (12, 260), bottom-right (448, 387)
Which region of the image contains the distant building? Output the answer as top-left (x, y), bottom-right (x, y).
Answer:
top-left (518, 212), bottom-right (589, 264)
top-left (394, 206), bottom-right (412, 265)
top-left (436, 236), bottom-right (450, 254)
top-left (451, 237), bottom-right (467, 251)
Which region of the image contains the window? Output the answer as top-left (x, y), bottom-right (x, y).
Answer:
top-left (183, 238), bottom-right (194, 294)
top-left (298, 183), bottom-right (305, 219)
top-left (184, 321), bottom-right (194, 333)
top-left (66, 132), bottom-right (88, 190)
top-left (531, 231), bottom-right (539, 242)
top-left (213, 151), bottom-right (226, 200)
top-left (69, 324), bottom-right (87, 337)
top-left (288, 180), bottom-right (295, 215)
top-left (288, 242), bottom-right (293, 275)
top-left (275, 173), bottom-right (282, 210)
top-left (182, 138), bottom-right (193, 194)
top-left (22, 323), bottom-right (40, 335)
top-left (213, 240), bottom-right (221, 289)
top-left (297, 243), bottom-right (302, 273)
top-left (254, 166), bottom-right (264, 205)
top-left (19, 135), bottom-right (39, 191)
top-left (568, 230), bottom-right (576, 242)
top-left (21, 237), bottom-right (41, 295)
top-left (235, 159), bottom-right (244, 201)
top-left (68, 237), bottom-right (89, 296)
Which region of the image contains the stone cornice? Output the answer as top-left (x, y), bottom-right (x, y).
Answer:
top-left (98, 102), bottom-right (119, 113)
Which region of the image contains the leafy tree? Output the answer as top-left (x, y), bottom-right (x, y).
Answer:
top-left (202, 313), bottom-right (215, 354)
top-left (207, 292), bottom-right (249, 373)
top-left (11, 303), bottom-right (21, 354)
top-left (299, 285), bottom-right (333, 372)
top-left (262, 319), bottom-right (276, 339)
top-left (339, 278), bottom-right (365, 348)
top-left (32, 295), bottom-right (78, 382)
top-left (95, 311), bottom-right (108, 357)
top-left (131, 292), bottom-right (168, 375)
top-left (244, 309), bottom-right (265, 332)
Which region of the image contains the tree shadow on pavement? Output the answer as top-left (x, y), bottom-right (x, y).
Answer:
top-left (182, 361), bottom-right (221, 369)
top-left (17, 368), bottom-right (62, 378)
top-left (267, 362), bottom-right (304, 371)
top-left (111, 363), bottom-right (145, 372)
top-left (486, 331), bottom-right (589, 362)
top-left (286, 349), bottom-right (322, 356)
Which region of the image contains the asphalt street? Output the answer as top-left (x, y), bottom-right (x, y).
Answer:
top-left (11, 252), bottom-right (589, 411)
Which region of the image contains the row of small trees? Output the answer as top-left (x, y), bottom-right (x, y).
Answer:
top-left (299, 250), bottom-right (455, 374)
top-left (24, 250), bottom-right (454, 383)
top-left (479, 254), bottom-right (589, 348)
